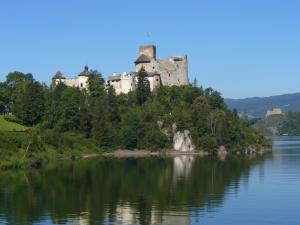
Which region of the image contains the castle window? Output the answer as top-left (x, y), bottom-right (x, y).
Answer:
top-left (80, 83), bottom-right (83, 87)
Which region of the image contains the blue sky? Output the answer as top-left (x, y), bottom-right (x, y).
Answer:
top-left (0, 0), bottom-right (300, 98)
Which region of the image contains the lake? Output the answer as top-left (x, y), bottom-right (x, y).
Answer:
top-left (0, 137), bottom-right (299, 225)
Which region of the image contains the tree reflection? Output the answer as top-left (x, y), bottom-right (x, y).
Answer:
top-left (0, 155), bottom-right (267, 225)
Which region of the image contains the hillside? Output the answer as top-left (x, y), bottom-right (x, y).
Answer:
top-left (225, 93), bottom-right (300, 118)
top-left (0, 70), bottom-right (272, 169)
top-left (253, 112), bottom-right (300, 136)
top-left (0, 116), bottom-right (27, 131)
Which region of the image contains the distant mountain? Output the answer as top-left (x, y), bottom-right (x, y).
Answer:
top-left (225, 93), bottom-right (300, 118)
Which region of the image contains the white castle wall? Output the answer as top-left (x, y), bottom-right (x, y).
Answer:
top-left (109, 74), bottom-right (135, 95)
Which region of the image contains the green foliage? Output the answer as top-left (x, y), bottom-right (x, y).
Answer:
top-left (41, 130), bottom-right (77, 150)
top-left (196, 134), bottom-right (218, 151)
top-left (205, 88), bottom-right (225, 109)
top-left (43, 83), bottom-right (83, 131)
top-left (254, 112), bottom-right (300, 136)
top-left (5, 71), bottom-right (34, 89)
top-left (136, 68), bottom-right (151, 105)
top-left (88, 70), bottom-right (105, 97)
top-left (281, 112), bottom-right (300, 135)
top-left (0, 83), bottom-right (10, 113)
top-left (13, 81), bottom-right (45, 125)
top-left (0, 69), bottom-right (271, 168)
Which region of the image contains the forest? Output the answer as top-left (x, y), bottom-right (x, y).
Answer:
top-left (0, 69), bottom-right (271, 169)
top-left (253, 112), bottom-right (300, 136)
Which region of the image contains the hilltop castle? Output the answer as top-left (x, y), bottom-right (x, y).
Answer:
top-left (52, 45), bottom-right (189, 94)
top-left (108, 45), bottom-right (189, 94)
top-left (52, 65), bottom-right (90, 90)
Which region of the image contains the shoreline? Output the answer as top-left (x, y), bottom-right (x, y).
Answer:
top-left (83, 147), bottom-right (272, 159)
top-left (0, 149), bottom-right (272, 171)
top-left (101, 150), bottom-right (209, 158)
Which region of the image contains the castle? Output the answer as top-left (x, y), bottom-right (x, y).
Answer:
top-left (108, 45), bottom-right (189, 94)
top-left (266, 108), bottom-right (284, 117)
top-left (52, 45), bottom-right (189, 93)
top-left (52, 65), bottom-right (90, 90)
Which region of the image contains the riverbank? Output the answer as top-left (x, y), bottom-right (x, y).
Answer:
top-left (0, 144), bottom-right (272, 170)
top-left (102, 149), bottom-right (208, 158)
top-left (89, 147), bottom-right (272, 159)
top-left (0, 121), bottom-right (272, 170)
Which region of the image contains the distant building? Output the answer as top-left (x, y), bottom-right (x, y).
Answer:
top-left (52, 66), bottom-right (90, 90)
top-left (107, 45), bottom-right (189, 94)
top-left (266, 108), bottom-right (284, 117)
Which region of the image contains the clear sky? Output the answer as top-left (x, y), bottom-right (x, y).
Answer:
top-left (0, 0), bottom-right (299, 98)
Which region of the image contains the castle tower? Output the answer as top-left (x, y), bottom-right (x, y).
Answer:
top-left (134, 45), bottom-right (189, 86)
top-left (77, 65), bottom-right (90, 89)
top-left (139, 45), bottom-right (156, 60)
top-left (52, 71), bottom-right (65, 86)
top-left (135, 45), bottom-right (157, 72)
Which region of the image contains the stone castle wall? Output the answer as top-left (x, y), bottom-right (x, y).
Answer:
top-left (135, 45), bottom-right (189, 87)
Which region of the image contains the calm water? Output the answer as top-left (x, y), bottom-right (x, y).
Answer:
top-left (0, 137), bottom-right (300, 225)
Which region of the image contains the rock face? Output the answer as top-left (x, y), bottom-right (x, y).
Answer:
top-left (173, 130), bottom-right (195, 152)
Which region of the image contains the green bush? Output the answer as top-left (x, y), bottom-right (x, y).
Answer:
top-left (196, 134), bottom-right (219, 152)
top-left (41, 130), bottom-right (74, 149)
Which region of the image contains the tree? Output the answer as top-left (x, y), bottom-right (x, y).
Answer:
top-left (91, 97), bottom-right (115, 148)
top-left (192, 96), bottom-right (209, 113)
top-left (191, 96), bottom-right (210, 139)
top-left (43, 84), bottom-right (82, 131)
top-left (5, 71), bottom-right (33, 89)
top-left (205, 88), bottom-right (225, 109)
top-left (232, 108), bottom-right (238, 118)
top-left (192, 77), bottom-right (198, 87)
top-left (136, 68), bottom-right (151, 105)
top-left (208, 109), bottom-right (226, 136)
top-left (54, 87), bottom-right (82, 131)
top-left (79, 93), bottom-right (93, 138)
top-left (88, 70), bottom-right (105, 98)
top-left (42, 83), bottom-right (67, 129)
top-left (107, 85), bottom-right (120, 124)
top-left (13, 81), bottom-right (45, 125)
top-left (0, 82), bottom-right (10, 113)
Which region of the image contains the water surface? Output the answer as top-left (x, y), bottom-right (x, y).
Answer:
top-left (0, 137), bottom-right (299, 225)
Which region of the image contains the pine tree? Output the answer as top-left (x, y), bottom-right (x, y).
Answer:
top-left (136, 68), bottom-right (151, 105)
top-left (192, 77), bottom-right (198, 87)
top-left (107, 85), bottom-right (120, 124)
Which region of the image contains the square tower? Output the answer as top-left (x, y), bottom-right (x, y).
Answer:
top-left (139, 45), bottom-right (156, 60)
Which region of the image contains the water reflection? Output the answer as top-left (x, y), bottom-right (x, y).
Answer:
top-left (173, 156), bottom-right (194, 180)
top-left (0, 155), bottom-right (267, 225)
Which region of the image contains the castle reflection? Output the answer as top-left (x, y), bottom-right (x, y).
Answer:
top-left (0, 155), bottom-right (266, 225)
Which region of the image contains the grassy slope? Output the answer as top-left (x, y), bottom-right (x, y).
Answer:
top-left (0, 117), bottom-right (103, 169)
top-left (0, 116), bottom-right (27, 131)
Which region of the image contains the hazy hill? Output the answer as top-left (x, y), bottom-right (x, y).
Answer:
top-left (225, 93), bottom-right (300, 118)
